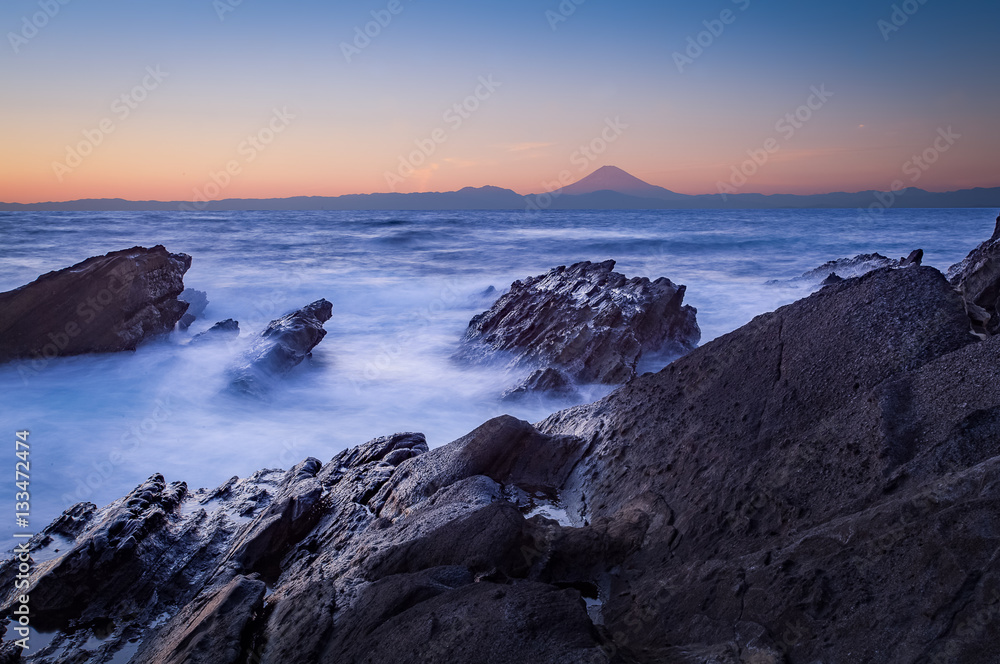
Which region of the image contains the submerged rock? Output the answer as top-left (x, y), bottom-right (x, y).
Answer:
top-left (0, 245), bottom-right (191, 363)
top-left (192, 319), bottom-right (240, 343)
top-left (228, 299), bottom-right (333, 394)
top-left (10, 226), bottom-right (1000, 662)
top-left (177, 288), bottom-right (209, 330)
top-left (456, 260), bottom-right (700, 387)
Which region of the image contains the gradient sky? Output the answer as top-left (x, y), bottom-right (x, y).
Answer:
top-left (1, 0), bottom-right (998, 203)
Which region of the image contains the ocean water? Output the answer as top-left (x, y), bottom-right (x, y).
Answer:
top-left (0, 207), bottom-right (994, 552)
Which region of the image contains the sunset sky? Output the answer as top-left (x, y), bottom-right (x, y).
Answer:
top-left (2, 0), bottom-right (998, 203)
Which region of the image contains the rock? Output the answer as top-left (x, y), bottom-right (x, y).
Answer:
top-left (132, 575), bottom-right (266, 664)
top-left (501, 367), bottom-right (580, 400)
top-left (12, 230), bottom-right (1000, 663)
top-left (901, 248), bottom-right (924, 266)
top-left (820, 272), bottom-right (844, 286)
top-left (0, 245), bottom-right (191, 363)
top-left (456, 260), bottom-right (700, 385)
top-left (228, 299), bottom-right (332, 394)
top-left (769, 252), bottom-right (899, 287)
top-left (537, 265), bottom-right (994, 662)
top-left (192, 319), bottom-right (240, 343)
top-left (948, 213), bottom-right (1000, 334)
top-left (0, 623), bottom-right (22, 664)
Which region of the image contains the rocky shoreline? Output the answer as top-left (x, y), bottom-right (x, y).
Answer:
top-left (3, 218), bottom-right (1000, 662)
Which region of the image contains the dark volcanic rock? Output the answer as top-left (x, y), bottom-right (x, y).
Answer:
top-left (948, 213), bottom-right (1000, 334)
top-left (457, 260), bottom-right (700, 385)
top-left (228, 299), bottom-right (332, 394)
top-left (11, 228), bottom-right (1000, 663)
top-left (0, 245), bottom-right (191, 362)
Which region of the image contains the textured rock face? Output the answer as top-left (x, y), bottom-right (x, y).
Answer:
top-left (228, 299), bottom-right (333, 394)
top-left (0, 245), bottom-right (191, 362)
top-left (457, 260), bottom-right (700, 387)
top-left (949, 214), bottom-right (1000, 334)
top-left (8, 238), bottom-right (1000, 662)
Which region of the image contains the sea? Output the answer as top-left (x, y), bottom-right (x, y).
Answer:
top-left (0, 207), bottom-right (994, 553)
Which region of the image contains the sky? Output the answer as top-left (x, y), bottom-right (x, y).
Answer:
top-left (1, 0), bottom-right (998, 203)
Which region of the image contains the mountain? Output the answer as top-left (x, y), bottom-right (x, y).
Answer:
top-left (551, 165), bottom-right (685, 200)
top-left (1, 169), bottom-right (997, 211)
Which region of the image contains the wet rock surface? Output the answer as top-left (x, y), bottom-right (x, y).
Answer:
top-left (7, 227), bottom-right (1000, 663)
top-left (0, 245), bottom-right (191, 363)
top-left (227, 299), bottom-right (333, 394)
top-left (456, 260), bottom-right (700, 389)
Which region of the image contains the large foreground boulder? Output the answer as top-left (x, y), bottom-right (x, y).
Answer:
top-left (228, 299), bottom-right (333, 394)
top-left (0, 245), bottom-right (191, 362)
top-left (456, 260), bottom-right (700, 387)
top-left (8, 228), bottom-right (1000, 663)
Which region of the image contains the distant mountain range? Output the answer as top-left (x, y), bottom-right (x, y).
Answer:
top-left (2, 166), bottom-right (997, 211)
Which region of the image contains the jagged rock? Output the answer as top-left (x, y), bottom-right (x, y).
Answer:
top-left (192, 319), bottom-right (240, 343)
top-left (456, 260), bottom-right (700, 385)
top-left (820, 272), bottom-right (844, 286)
top-left (901, 248), bottom-right (924, 266)
top-left (0, 245), bottom-right (191, 362)
top-left (773, 252), bottom-right (885, 285)
top-left (11, 230), bottom-right (1000, 663)
top-left (769, 250), bottom-right (924, 288)
top-left (228, 299), bottom-right (332, 394)
top-left (948, 213), bottom-right (1000, 334)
